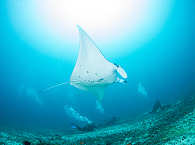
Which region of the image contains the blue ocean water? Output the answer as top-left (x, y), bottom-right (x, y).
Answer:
top-left (0, 0), bottom-right (194, 133)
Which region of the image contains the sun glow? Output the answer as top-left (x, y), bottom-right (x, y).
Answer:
top-left (29, 0), bottom-right (147, 41)
top-left (8, 0), bottom-right (174, 58)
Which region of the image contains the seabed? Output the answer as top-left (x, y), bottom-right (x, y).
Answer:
top-left (0, 95), bottom-right (194, 145)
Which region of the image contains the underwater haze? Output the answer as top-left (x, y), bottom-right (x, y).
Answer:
top-left (0, 0), bottom-right (194, 135)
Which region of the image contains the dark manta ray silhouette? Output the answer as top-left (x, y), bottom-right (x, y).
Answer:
top-left (44, 25), bottom-right (127, 104)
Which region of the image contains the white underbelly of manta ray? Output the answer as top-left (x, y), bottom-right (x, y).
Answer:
top-left (70, 25), bottom-right (127, 101)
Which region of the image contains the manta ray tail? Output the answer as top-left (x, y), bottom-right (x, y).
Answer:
top-left (42, 82), bottom-right (69, 92)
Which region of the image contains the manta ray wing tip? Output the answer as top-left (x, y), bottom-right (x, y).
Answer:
top-left (76, 25), bottom-right (86, 35)
top-left (76, 24), bottom-right (82, 31)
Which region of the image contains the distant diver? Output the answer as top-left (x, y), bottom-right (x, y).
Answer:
top-left (18, 85), bottom-right (43, 105)
top-left (96, 100), bottom-right (104, 113)
top-left (137, 82), bottom-right (148, 98)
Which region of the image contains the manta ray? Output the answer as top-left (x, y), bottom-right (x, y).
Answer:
top-left (70, 25), bottom-right (127, 102)
top-left (45, 25), bottom-right (127, 103)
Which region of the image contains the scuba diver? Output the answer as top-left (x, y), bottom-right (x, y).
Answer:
top-left (71, 116), bottom-right (120, 132)
top-left (71, 123), bottom-right (97, 132)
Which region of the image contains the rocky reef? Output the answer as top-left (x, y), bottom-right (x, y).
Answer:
top-left (0, 95), bottom-right (194, 145)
